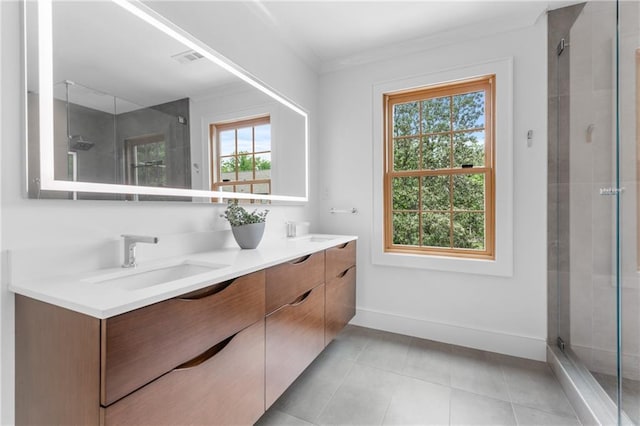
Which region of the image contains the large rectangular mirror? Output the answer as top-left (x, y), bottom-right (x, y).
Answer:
top-left (25, 0), bottom-right (308, 202)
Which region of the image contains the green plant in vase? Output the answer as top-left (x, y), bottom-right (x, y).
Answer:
top-left (221, 200), bottom-right (269, 249)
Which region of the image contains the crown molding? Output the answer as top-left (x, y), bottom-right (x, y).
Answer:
top-left (319, 3), bottom-right (548, 74)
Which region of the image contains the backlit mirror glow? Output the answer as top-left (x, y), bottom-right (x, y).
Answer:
top-left (25, 0), bottom-right (308, 202)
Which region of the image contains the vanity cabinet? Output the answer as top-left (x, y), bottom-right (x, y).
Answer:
top-left (265, 252), bottom-right (326, 407)
top-left (15, 240), bottom-right (357, 426)
top-left (325, 241), bottom-right (357, 344)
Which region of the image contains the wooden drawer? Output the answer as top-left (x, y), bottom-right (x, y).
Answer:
top-left (265, 283), bottom-right (325, 408)
top-left (326, 240), bottom-right (356, 280)
top-left (266, 251), bottom-right (325, 314)
top-left (102, 320), bottom-right (265, 426)
top-left (100, 270), bottom-right (265, 406)
top-left (325, 266), bottom-right (356, 344)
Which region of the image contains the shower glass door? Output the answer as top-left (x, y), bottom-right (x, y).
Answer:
top-left (557, 1), bottom-right (640, 424)
top-left (618, 1), bottom-right (640, 422)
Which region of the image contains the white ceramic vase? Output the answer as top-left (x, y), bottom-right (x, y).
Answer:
top-left (231, 222), bottom-right (266, 249)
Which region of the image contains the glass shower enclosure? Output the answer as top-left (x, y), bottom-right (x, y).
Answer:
top-left (549, 1), bottom-right (639, 424)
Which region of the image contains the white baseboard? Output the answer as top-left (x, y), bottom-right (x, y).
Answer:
top-left (350, 307), bottom-right (547, 361)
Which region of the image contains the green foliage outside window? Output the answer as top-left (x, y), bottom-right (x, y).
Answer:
top-left (221, 151), bottom-right (271, 173)
top-left (390, 87), bottom-right (488, 251)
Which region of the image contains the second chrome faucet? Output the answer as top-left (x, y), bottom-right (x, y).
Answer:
top-left (121, 234), bottom-right (158, 268)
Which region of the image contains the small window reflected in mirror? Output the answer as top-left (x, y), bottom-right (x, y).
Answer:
top-left (211, 116), bottom-right (271, 202)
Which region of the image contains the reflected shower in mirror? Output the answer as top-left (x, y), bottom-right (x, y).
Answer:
top-left (25, 0), bottom-right (308, 202)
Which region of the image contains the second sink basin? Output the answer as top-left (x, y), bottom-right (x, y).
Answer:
top-left (83, 261), bottom-right (229, 291)
top-left (290, 234), bottom-right (340, 243)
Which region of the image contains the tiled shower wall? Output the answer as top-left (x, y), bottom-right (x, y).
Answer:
top-left (27, 96), bottom-right (191, 201)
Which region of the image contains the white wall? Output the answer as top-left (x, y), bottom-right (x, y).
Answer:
top-left (316, 20), bottom-right (548, 360)
top-left (0, 1), bottom-right (318, 423)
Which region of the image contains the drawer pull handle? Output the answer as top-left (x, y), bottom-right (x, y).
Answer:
top-left (288, 289), bottom-right (313, 307)
top-left (178, 278), bottom-right (235, 300)
top-left (290, 254), bottom-right (312, 265)
top-left (335, 242), bottom-right (349, 249)
top-left (337, 266), bottom-right (354, 279)
top-left (175, 333), bottom-right (235, 370)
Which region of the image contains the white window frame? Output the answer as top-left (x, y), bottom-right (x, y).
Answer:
top-left (372, 58), bottom-right (514, 276)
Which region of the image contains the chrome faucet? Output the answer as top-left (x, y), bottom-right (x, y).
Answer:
top-left (121, 234), bottom-right (158, 268)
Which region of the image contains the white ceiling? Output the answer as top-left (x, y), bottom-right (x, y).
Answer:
top-left (246, 0), bottom-right (579, 72)
top-left (37, 1), bottom-right (244, 111)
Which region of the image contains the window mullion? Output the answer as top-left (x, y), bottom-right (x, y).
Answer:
top-left (449, 96), bottom-right (454, 249)
top-left (234, 129), bottom-right (239, 182)
top-left (449, 175), bottom-right (454, 249)
top-left (418, 177), bottom-right (424, 246)
top-left (418, 101), bottom-right (424, 246)
top-left (389, 168), bottom-right (490, 178)
top-left (252, 126), bottom-right (256, 181)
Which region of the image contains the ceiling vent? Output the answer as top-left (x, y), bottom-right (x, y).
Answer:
top-left (171, 50), bottom-right (204, 64)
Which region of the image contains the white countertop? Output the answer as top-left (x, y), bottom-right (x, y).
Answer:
top-left (9, 234), bottom-right (357, 319)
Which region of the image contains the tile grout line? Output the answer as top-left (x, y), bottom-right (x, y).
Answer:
top-left (355, 332), bottom-right (400, 426)
top-left (378, 336), bottom-right (417, 425)
top-left (311, 338), bottom-right (368, 425)
top-left (499, 359), bottom-right (521, 425)
top-left (312, 359), bottom-right (356, 425)
top-left (281, 409), bottom-right (321, 426)
top-left (378, 390), bottom-right (394, 426)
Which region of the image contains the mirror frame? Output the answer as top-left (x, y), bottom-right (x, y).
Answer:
top-left (31, 0), bottom-right (309, 202)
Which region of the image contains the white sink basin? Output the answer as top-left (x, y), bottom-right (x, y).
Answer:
top-left (83, 261), bottom-right (229, 291)
top-left (290, 234), bottom-right (340, 243)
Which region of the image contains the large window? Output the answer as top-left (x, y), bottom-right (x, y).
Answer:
top-left (384, 75), bottom-right (495, 259)
top-left (211, 116), bottom-right (271, 197)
